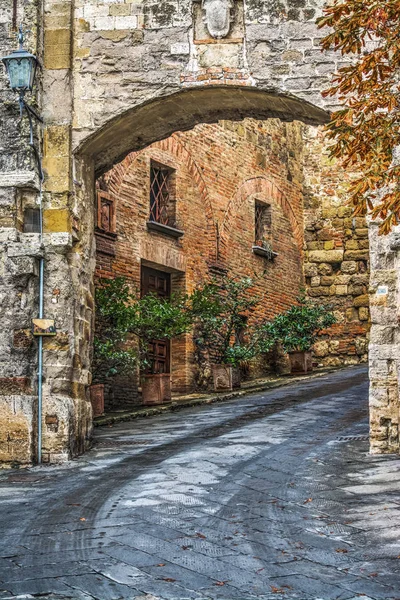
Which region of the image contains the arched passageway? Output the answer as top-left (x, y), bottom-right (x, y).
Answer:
top-left (77, 87), bottom-right (329, 174)
top-left (76, 88), bottom-right (367, 420)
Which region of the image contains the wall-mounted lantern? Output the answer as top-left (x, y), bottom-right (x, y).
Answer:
top-left (2, 27), bottom-right (38, 95)
top-left (1, 26), bottom-right (43, 176)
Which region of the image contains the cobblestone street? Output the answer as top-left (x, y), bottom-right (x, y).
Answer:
top-left (1, 366), bottom-right (400, 600)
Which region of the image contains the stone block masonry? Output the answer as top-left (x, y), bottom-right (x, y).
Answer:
top-left (303, 127), bottom-right (370, 368)
top-left (0, 0), bottom-right (395, 464)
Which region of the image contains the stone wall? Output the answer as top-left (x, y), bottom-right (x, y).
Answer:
top-left (0, 2), bottom-right (41, 466)
top-left (303, 128), bottom-right (370, 368)
top-left (368, 223), bottom-right (400, 453)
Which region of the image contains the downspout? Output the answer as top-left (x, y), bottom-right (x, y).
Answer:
top-left (38, 187), bottom-right (44, 465)
top-left (24, 99), bottom-right (45, 464)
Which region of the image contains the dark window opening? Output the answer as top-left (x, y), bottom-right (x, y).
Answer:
top-left (255, 201), bottom-right (272, 247)
top-left (24, 208), bottom-right (41, 233)
top-left (149, 161), bottom-right (176, 227)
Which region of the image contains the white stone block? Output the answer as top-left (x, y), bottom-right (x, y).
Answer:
top-left (115, 16), bottom-right (138, 29)
top-left (93, 16), bottom-right (115, 30)
top-left (170, 43), bottom-right (190, 55)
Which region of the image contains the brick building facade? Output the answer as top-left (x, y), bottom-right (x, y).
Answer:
top-left (95, 118), bottom-right (369, 410)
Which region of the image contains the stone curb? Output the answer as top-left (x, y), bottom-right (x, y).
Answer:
top-left (93, 366), bottom-right (352, 427)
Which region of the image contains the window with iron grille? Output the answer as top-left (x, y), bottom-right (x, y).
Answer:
top-left (149, 161), bottom-right (176, 227)
top-left (24, 208), bottom-right (41, 233)
top-left (255, 201), bottom-right (272, 247)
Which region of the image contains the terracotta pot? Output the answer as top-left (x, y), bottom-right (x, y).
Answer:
top-left (90, 384), bottom-right (105, 417)
top-left (142, 374), bottom-right (171, 406)
top-left (212, 364), bottom-right (233, 392)
top-left (288, 351), bottom-right (313, 375)
top-left (232, 367), bottom-right (241, 389)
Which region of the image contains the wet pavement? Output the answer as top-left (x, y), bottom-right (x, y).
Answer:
top-left (1, 366), bottom-right (400, 600)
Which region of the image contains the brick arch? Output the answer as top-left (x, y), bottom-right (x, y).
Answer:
top-left (104, 134), bottom-right (218, 264)
top-left (219, 177), bottom-right (303, 260)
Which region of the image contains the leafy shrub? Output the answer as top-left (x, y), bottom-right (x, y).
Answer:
top-left (259, 297), bottom-right (337, 354)
top-left (93, 277), bottom-right (194, 380)
top-left (191, 275), bottom-right (263, 367)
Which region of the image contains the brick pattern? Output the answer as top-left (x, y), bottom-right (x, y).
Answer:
top-left (96, 118), bottom-right (305, 407)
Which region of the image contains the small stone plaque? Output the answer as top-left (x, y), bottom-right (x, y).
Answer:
top-left (32, 319), bottom-right (57, 337)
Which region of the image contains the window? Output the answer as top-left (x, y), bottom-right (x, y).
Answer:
top-left (96, 190), bottom-right (116, 235)
top-left (254, 201), bottom-right (272, 247)
top-left (24, 208), bottom-right (41, 233)
top-left (149, 161), bottom-right (176, 227)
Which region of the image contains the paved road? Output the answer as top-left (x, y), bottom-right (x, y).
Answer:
top-left (1, 366), bottom-right (400, 600)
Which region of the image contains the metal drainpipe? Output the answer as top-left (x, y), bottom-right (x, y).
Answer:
top-left (25, 96), bottom-right (45, 464)
top-left (37, 183), bottom-right (44, 465)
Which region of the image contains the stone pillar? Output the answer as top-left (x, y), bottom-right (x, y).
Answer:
top-left (0, 2), bottom-right (41, 465)
top-left (39, 0), bottom-right (92, 462)
top-left (369, 221), bottom-right (400, 453)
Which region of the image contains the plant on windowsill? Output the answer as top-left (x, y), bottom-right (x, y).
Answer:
top-left (258, 296), bottom-right (337, 375)
top-left (191, 275), bottom-right (264, 392)
top-left (252, 239), bottom-right (278, 260)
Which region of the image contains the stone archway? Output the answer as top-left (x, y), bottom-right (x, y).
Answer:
top-left (77, 87), bottom-right (329, 175)
top-left (0, 84), bottom-right (370, 465)
top-left (41, 83), bottom-right (368, 462)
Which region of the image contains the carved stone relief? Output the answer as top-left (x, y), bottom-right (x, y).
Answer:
top-left (201, 0), bottom-right (233, 39)
top-left (193, 0), bottom-right (243, 42)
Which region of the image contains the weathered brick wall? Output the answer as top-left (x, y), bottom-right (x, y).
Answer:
top-left (96, 118), bottom-right (304, 405)
top-left (95, 117), bottom-right (370, 408)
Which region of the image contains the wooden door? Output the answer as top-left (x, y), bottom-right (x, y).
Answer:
top-left (141, 267), bottom-right (171, 374)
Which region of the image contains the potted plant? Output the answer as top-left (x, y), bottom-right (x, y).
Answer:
top-left (92, 278), bottom-right (138, 417)
top-left (192, 276), bottom-right (262, 392)
top-left (93, 278), bottom-right (193, 408)
top-left (259, 297), bottom-right (337, 374)
top-left (129, 292), bottom-right (193, 405)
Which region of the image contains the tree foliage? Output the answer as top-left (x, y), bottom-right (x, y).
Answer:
top-left (317, 0), bottom-right (400, 233)
top-left (192, 276), bottom-right (264, 367)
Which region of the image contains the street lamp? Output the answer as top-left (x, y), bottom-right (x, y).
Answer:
top-left (1, 26), bottom-right (43, 176)
top-left (2, 27), bottom-right (38, 96)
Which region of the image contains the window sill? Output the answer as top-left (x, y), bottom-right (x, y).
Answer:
top-left (146, 221), bottom-right (184, 239)
top-left (252, 245), bottom-right (278, 260)
top-left (95, 228), bottom-right (117, 240)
